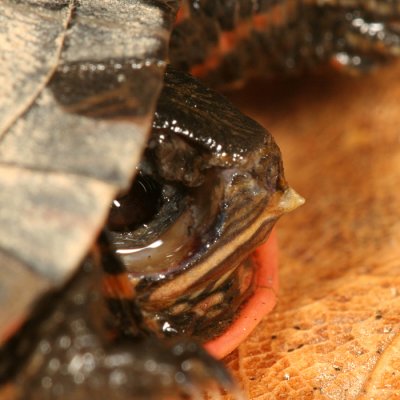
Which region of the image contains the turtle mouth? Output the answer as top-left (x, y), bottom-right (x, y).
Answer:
top-left (204, 230), bottom-right (278, 359)
top-left (105, 168), bottom-right (279, 342)
top-left (104, 163), bottom-right (298, 346)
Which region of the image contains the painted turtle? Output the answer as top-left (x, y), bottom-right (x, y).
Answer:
top-left (0, 1), bottom-right (399, 399)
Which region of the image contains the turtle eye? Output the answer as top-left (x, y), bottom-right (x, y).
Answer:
top-left (107, 175), bottom-right (161, 232)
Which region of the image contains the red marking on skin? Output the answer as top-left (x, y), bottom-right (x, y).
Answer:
top-left (253, 13), bottom-right (269, 30)
top-left (204, 229), bottom-right (279, 359)
top-left (175, 5), bottom-right (188, 24)
top-left (219, 30), bottom-right (240, 53)
top-left (102, 274), bottom-right (135, 300)
top-left (329, 57), bottom-right (346, 71)
top-left (2, 230), bottom-right (277, 354)
top-left (1, 318), bottom-right (23, 345)
top-left (186, 4), bottom-right (289, 79)
top-left (190, 53), bottom-right (221, 78)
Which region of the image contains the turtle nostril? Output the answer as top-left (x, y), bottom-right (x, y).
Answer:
top-left (107, 175), bottom-right (162, 232)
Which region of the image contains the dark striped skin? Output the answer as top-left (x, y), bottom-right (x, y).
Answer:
top-left (103, 67), bottom-right (291, 342)
top-left (171, 0), bottom-right (400, 86)
top-left (104, 256), bottom-right (256, 342)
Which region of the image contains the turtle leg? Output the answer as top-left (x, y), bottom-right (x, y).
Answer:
top-left (0, 247), bottom-right (239, 400)
top-left (330, 7), bottom-right (400, 71)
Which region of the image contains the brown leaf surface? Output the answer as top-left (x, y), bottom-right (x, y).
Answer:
top-left (222, 62), bottom-right (400, 400)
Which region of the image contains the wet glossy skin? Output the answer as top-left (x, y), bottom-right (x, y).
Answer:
top-left (106, 67), bottom-right (290, 342)
top-left (172, 1), bottom-right (400, 86)
top-left (1, 1), bottom-right (400, 399)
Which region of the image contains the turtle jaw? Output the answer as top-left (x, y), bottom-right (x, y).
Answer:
top-left (204, 190), bottom-right (304, 358)
top-left (132, 188), bottom-right (303, 343)
top-left (205, 229), bottom-right (279, 359)
top-left (104, 185), bottom-right (303, 348)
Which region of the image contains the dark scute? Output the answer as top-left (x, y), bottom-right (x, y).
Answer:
top-left (20, 0), bottom-right (71, 11)
top-left (50, 60), bottom-right (164, 119)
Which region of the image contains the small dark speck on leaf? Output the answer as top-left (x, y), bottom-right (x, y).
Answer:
top-left (375, 310), bottom-right (383, 319)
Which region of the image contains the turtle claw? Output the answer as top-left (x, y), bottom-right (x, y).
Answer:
top-left (11, 333), bottom-right (239, 400)
top-left (332, 8), bottom-right (400, 72)
top-left (1, 259), bottom-right (241, 400)
top-left (167, 339), bottom-right (242, 399)
top-left (102, 337), bottom-right (240, 400)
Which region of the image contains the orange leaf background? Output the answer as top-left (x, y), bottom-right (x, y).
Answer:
top-left (222, 61), bottom-right (400, 399)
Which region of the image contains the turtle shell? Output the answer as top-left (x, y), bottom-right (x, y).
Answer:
top-left (0, 0), bottom-right (178, 342)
